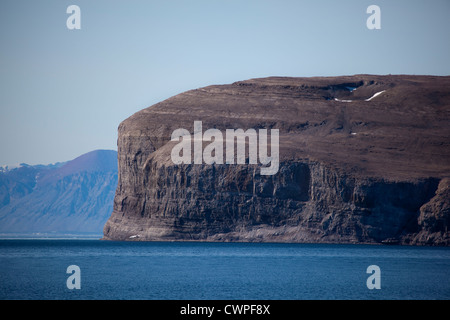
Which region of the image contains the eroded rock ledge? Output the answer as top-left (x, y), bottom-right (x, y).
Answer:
top-left (103, 75), bottom-right (450, 245)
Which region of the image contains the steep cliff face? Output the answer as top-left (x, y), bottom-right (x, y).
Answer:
top-left (103, 75), bottom-right (450, 245)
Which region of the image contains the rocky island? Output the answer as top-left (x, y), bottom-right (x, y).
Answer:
top-left (103, 75), bottom-right (450, 245)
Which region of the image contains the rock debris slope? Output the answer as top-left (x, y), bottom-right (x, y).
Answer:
top-left (103, 75), bottom-right (450, 245)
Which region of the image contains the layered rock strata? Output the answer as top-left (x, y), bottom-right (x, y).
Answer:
top-left (103, 75), bottom-right (450, 245)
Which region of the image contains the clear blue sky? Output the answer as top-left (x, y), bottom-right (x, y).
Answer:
top-left (1, 0), bottom-right (449, 165)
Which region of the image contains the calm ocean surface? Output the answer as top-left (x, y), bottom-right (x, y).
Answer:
top-left (0, 239), bottom-right (449, 300)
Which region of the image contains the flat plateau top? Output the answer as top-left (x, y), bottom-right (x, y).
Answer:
top-left (121, 75), bottom-right (450, 181)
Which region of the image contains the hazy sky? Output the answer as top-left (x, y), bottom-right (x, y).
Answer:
top-left (1, 0), bottom-right (449, 165)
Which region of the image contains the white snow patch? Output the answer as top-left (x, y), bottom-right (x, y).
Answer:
top-left (365, 90), bottom-right (386, 101)
top-left (334, 98), bottom-right (353, 103)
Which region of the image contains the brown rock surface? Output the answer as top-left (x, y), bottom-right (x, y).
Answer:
top-left (103, 75), bottom-right (450, 245)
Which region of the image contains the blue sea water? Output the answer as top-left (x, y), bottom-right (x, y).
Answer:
top-left (0, 240), bottom-right (449, 300)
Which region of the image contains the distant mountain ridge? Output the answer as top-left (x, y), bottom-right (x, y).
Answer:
top-left (0, 150), bottom-right (117, 235)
